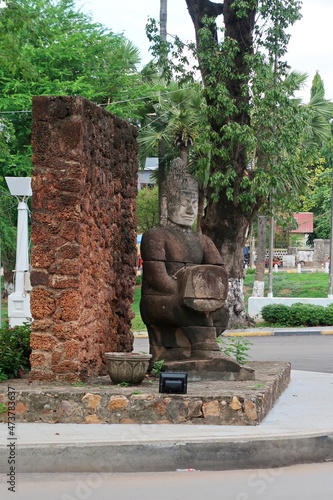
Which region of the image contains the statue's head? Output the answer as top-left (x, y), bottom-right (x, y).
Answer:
top-left (161, 158), bottom-right (198, 228)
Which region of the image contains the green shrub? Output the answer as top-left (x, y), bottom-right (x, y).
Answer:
top-left (245, 268), bottom-right (256, 275)
top-left (324, 304), bottom-right (333, 326)
top-left (261, 304), bottom-right (290, 325)
top-left (309, 306), bottom-right (326, 326)
top-left (262, 302), bottom-right (329, 326)
top-left (304, 304), bottom-right (326, 326)
top-left (288, 303), bottom-right (306, 326)
top-left (136, 274), bottom-right (143, 286)
top-left (0, 321), bottom-right (31, 380)
top-left (289, 303), bottom-right (325, 326)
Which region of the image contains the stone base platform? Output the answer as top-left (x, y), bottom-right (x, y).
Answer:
top-left (163, 360), bottom-right (255, 381)
top-left (0, 361), bottom-right (290, 426)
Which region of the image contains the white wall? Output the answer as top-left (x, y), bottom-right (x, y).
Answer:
top-left (248, 297), bottom-right (333, 321)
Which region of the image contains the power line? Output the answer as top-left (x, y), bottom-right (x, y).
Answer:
top-left (0, 110), bottom-right (31, 114)
top-left (100, 87), bottom-right (194, 106)
top-left (0, 86), bottom-right (196, 115)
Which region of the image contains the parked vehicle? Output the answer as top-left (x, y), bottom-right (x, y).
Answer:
top-left (265, 257), bottom-right (282, 268)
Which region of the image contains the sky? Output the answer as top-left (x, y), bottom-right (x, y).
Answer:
top-left (75, 0), bottom-right (333, 102)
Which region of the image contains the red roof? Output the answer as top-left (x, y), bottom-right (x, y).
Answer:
top-left (290, 213), bottom-right (313, 233)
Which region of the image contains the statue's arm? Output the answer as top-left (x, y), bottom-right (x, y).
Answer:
top-left (142, 260), bottom-right (177, 294)
top-left (141, 229), bottom-right (177, 294)
top-left (200, 234), bottom-right (224, 265)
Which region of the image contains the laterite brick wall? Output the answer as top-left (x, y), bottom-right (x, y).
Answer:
top-left (29, 96), bottom-right (138, 382)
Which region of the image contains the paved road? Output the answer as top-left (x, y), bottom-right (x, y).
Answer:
top-left (134, 334), bottom-right (333, 373)
top-left (4, 463), bottom-right (333, 500)
top-left (246, 335), bottom-right (333, 373)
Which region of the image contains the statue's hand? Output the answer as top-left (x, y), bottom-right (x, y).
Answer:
top-left (142, 261), bottom-right (178, 295)
top-left (176, 265), bottom-right (228, 312)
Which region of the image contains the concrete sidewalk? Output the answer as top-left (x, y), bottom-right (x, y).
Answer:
top-left (1, 370), bottom-right (333, 473)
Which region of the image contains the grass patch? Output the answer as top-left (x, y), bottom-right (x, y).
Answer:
top-left (244, 271), bottom-right (329, 300)
top-left (131, 286), bottom-right (146, 332)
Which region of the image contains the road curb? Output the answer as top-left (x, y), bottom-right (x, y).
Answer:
top-left (135, 330), bottom-right (333, 338)
top-left (2, 431), bottom-right (332, 473)
top-left (226, 330), bottom-right (333, 337)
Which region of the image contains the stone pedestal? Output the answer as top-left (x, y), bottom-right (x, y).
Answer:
top-left (163, 359), bottom-right (255, 382)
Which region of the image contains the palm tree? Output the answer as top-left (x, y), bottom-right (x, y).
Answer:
top-left (302, 93), bottom-right (333, 147)
top-left (138, 83), bottom-right (205, 169)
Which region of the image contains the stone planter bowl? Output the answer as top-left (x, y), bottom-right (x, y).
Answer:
top-left (104, 352), bottom-right (152, 385)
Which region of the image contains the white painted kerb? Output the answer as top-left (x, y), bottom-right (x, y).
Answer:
top-left (248, 297), bottom-right (333, 321)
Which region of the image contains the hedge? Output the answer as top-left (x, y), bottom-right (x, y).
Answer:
top-left (261, 303), bottom-right (333, 327)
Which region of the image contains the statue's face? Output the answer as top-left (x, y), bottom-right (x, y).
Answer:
top-left (167, 191), bottom-right (198, 228)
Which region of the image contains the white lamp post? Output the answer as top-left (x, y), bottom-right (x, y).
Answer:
top-left (5, 177), bottom-right (32, 327)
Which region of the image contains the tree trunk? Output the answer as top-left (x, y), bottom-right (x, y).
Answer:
top-left (253, 215), bottom-right (266, 297)
top-left (185, 0), bottom-right (257, 327)
top-left (180, 144), bottom-right (188, 167)
top-left (160, 0), bottom-right (167, 41)
top-left (201, 195), bottom-right (254, 327)
top-left (185, 0), bottom-right (223, 46)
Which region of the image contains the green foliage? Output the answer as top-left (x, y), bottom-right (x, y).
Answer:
top-left (298, 73), bottom-right (333, 241)
top-left (289, 303), bottom-right (326, 326)
top-left (0, 0), bottom-right (154, 270)
top-left (138, 81), bottom-right (206, 178)
top-left (136, 186), bottom-right (159, 233)
top-left (0, 320), bottom-right (31, 379)
top-left (323, 304), bottom-right (333, 325)
top-left (261, 303), bottom-right (293, 325)
top-left (248, 383), bottom-right (265, 390)
top-left (311, 71), bottom-right (325, 99)
top-left (0, 402), bottom-right (8, 413)
top-left (0, 0), bottom-right (141, 109)
top-left (261, 302), bottom-right (333, 327)
top-left (151, 359), bottom-right (164, 376)
top-left (217, 336), bottom-right (252, 365)
top-left (0, 0), bottom-right (143, 144)
top-left (300, 144), bottom-right (333, 241)
top-left (0, 192), bottom-right (18, 270)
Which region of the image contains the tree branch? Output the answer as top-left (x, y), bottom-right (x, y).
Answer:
top-left (185, 0), bottom-right (223, 43)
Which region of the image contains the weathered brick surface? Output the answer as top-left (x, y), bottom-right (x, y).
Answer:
top-left (30, 96), bottom-right (138, 381)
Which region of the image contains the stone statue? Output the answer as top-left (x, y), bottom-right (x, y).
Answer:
top-left (140, 158), bottom-right (254, 380)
